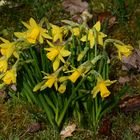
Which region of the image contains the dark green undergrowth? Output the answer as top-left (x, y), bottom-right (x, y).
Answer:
top-left (1, 96), bottom-right (140, 140)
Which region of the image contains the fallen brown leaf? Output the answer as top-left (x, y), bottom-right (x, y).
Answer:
top-left (131, 124), bottom-right (140, 134)
top-left (122, 48), bottom-right (140, 72)
top-left (27, 122), bottom-right (42, 133)
top-left (60, 123), bottom-right (76, 140)
top-left (62, 0), bottom-right (88, 15)
top-left (98, 116), bottom-right (111, 136)
top-left (119, 95), bottom-right (140, 112)
top-left (118, 76), bottom-right (130, 85)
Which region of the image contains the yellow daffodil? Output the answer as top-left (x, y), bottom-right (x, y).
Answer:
top-left (45, 41), bottom-right (71, 71)
top-left (58, 83), bottom-right (66, 94)
top-left (0, 37), bottom-right (19, 59)
top-left (71, 27), bottom-right (80, 37)
top-left (2, 68), bottom-right (17, 85)
top-left (69, 66), bottom-right (87, 83)
top-left (0, 57), bottom-right (8, 72)
top-left (40, 68), bottom-right (62, 90)
top-left (80, 21), bottom-right (107, 48)
top-left (91, 77), bottom-right (116, 98)
top-left (51, 24), bottom-right (67, 42)
top-left (43, 74), bottom-right (58, 90)
top-left (14, 18), bottom-right (52, 44)
top-left (114, 43), bottom-right (133, 60)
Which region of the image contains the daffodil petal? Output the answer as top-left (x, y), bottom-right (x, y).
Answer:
top-left (0, 37), bottom-right (10, 43)
top-left (105, 80), bottom-right (117, 86)
top-left (22, 21), bottom-right (31, 29)
top-left (60, 50), bottom-right (71, 57)
top-left (93, 21), bottom-right (101, 31)
top-left (47, 40), bottom-right (55, 48)
top-left (80, 35), bottom-right (86, 42)
top-left (14, 32), bottom-right (27, 39)
top-left (53, 57), bottom-right (60, 71)
top-left (91, 86), bottom-right (100, 98)
top-left (30, 18), bottom-right (38, 28)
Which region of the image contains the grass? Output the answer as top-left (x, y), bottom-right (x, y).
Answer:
top-left (1, 96), bottom-right (140, 139)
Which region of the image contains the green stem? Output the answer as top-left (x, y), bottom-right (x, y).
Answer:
top-left (57, 75), bottom-right (87, 127)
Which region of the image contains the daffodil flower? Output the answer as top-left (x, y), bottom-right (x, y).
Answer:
top-left (2, 68), bottom-right (17, 85)
top-left (14, 18), bottom-right (52, 44)
top-left (91, 77), bottom-right (116, 98)
top-left (58, 82), bottom-right (67, 94)
top-left (69, 66), bottom-right (87, 83)
top-left (0, 37), bottom-right (19, 59)
top-left (51, 24), bottom-right (67, 42)
top-left (45, 41), bottom-right (71, 71)
top-left (40, 68), bottom-right (63, 91)
top-left (71, 27), bottom-right (80, 37)
top-left (80, 21), bottom-right (107, 48)
top-left (0, 57), bottom-right (8, 72)
top-left (114, 43), bottom-right (133, 60)
top-left (41, 74), bottom-right (58, 90)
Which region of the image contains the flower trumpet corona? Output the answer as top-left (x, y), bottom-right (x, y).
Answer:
top-left (58, 83), bottom-right (66, 94)
top-left (91, 77), bottom-right (116, 98)
top-left (69, 66), bottom-right (87, 83)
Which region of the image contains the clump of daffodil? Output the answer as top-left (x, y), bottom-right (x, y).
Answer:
top-left (51, 24), bottom-right (68, 42)
top-left (91, 76), bottom-right (116, 98)
top-left (0, 57), bottom-right (8, 72)
top-left (2, 67), bottom-right (17, 85)
top-left (80, 21), bottom-right (107, 48)
top-left (45, 41), bottom-right (71, 71)
top-left (0, 37), bottom-right (19, 59)
top-left (14, 18), bottom-right (52, 44)
top-left (114, 43), bottom-right (133, 60)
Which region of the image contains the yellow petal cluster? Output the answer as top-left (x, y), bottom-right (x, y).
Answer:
top-left (80, 21), bottom-right (107, 48)
top-left (91, 77), bottom-right (116, 98)
top-left (45, 41), bottom-right (71, 71)
top-left (0, 37), bottom-right (19, 59)
top-left (114, 43), bottom-right (133, 60)
top-left (71, 27), bottom-right (80, 37)
top-left (14, 18), bottom-right (52, 44)
top-left (51, 24), bottom-right (67, 42)
top-left (2, 68), bottom-right (17, 85)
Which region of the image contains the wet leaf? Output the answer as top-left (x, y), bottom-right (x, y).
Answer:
top-left (60, 124), bottom-right (76, 140)
top-left (119, 95), bottom-right (140, 112)
top-left (118, 76), bottom-right (130, 84)
top-left (27, 122), bottom-right (42, 133)
top-left (62, 0), bottom-right (88, 15)
top-left (122, 48), bottom-right (140, 72)
top-left (99, 116), bottom-right (111, 136)
top-left (131, 124), bottom-right (140, 134)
